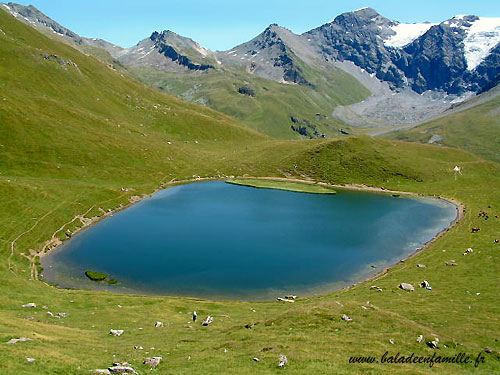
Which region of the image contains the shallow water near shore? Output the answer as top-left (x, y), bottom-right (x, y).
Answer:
top-left (42, 181), bottom-right (457, 300)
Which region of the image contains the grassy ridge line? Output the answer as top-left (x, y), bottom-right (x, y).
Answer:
top-left (1, 9), bottom-right (500, 375)
top-left (225, 178), bottom-right (337, 194)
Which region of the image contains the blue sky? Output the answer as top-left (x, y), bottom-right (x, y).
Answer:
top-left (9, 0), bottom-right (500, 50)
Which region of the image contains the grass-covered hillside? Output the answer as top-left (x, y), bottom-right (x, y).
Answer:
top-left (130, 61), bottom-right (370, 139)
top-left (385, 87), bottom-right (500, 162)
top-left (0, 8), bottom-right (499, 375)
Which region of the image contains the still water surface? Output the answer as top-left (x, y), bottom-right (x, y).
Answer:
top-left (42, 181), bottom-right (457, 300)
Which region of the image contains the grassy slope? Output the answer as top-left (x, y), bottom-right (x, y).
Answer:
top-left (130, 61), bottom-right (370, 139)
top-left (0, 10), bottom-right (499, 375)
top-left (384, 90), bottom-right (500, 162)
top-left (225, 178), bottom-right (337, 194)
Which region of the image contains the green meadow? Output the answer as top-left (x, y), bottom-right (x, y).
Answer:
top-left (0, 8), bottom-right (499, 375)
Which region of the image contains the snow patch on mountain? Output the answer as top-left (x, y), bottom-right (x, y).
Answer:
top-left (384, 22), bottom-right (436, 48)
top-left (462, 17), bottom-right (500, 70)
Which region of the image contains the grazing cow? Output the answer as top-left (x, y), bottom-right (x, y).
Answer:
top-left (471, 227), bottom-right (480, 233)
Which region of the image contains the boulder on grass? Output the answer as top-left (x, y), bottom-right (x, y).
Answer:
top-left (399, 283), bottom-right (415, 292)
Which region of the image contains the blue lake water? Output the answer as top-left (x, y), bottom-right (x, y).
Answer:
top-left (41, 181), bottom-right (457, 300)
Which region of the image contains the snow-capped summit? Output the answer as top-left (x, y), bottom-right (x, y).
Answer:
top-left (459, 16), bottom-right (500, 70)
top-left (384, 22), bottom-right (437, 48)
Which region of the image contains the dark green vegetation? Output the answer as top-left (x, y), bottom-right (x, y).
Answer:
top-left (84, 271), bottom-right (108, 282)
top-left (386, 88), bottom-right (500, 162)
top-left (84, 271), bottom-right (116, 284)
top-left (226, 178), bottom-right (337, 194)
top-left (0, 8), bottom-right (499, 375)
top-left (129, 62), bottom-right (369, 139)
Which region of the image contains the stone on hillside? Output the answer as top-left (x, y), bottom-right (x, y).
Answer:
top-left (26, 357), bottom-right (36, 363)
top-left (90, 370), bottom-right (111, 375)
top-left (5, 337), bottom-right (32, 344)
top-left (417, 264), bottom-right (426, 268)
top-left (399, 283), bottom-right (414, 291)
top-left (342, 314), bottom-right (353, 322)
top-left (389, 339), bottom-right (395, 345)
top-left (22, 303), bottom-right (36, 308)
top-left (143, 356), bottom-right (162, 368)
top-left (108, 365), bottom-right (137, 375)
top-left (445, 260), bottom-right (458, 266)
top-left (202, 316), bottom-right (214, 326)
top-left (277, 297), bottom-right (295, 303)
top-left (253, 357), bottom-right (260, 362)
top-left (370, 285), bottom-right (383, 292)
top-left (427, 337), bottom-right (439, 349)
top-left (154, 321), bottom-right (164, 328)
top-left (278, 354), bottom-right (288, 368)
top-left (109, 329), bottom-right (124, 337)
top-left (463, 248), bottom-right (474, 255)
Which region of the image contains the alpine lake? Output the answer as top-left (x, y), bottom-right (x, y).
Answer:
top-left (41, 180), bottom-right (458, 301)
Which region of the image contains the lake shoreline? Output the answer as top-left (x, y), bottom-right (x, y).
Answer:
top-left (37, 176), bottom-right (464, 300)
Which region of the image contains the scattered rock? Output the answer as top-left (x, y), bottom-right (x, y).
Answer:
top-left (417, 335), bottom-right (424, 343)
top-left (277, 297), bottom-right (295, 303)
top-left (253, 357), bottom-right (260, 362)
top-left (202, 316), bottom-right (214, 326)
top-left (284, 295), bottom-right (297, 300)
top-left (21, 303), bottom-right (36, 308)
top-left (417, 264), bottom-right (426, 268)
top-left (134, 345), bottom-right (143, 350)
top-left (109, 329), bottom-right (124, 337)
top-left (90, 370), bottom-right (111, 375)
top-left (278, 354), bottom-right (288, 368)
top-left (445, 260), bottom-right (458, 266)
top-left (389, 339), bottom-right (395, 345)
top-left (463, 248), bottom-right (474, 255)
top-left (26, 358), bottom-right (36, 363)
top-left (5, 337), bottom-right (32, 344)
top-left (399, 283), bottom-right (415, 292)
top-left (427, 338), bottom-right (439, 349)
top-left (108, 365), bottom-right (137, 375)
top-left (342, 314), bottom-right (353, 322)
top-left (144, 356), bottom-right (162, 368)
top-left (154, 321), bottom-right (164, 328)
top-left (57, 312), bottom-right (68, 318)
top-left (370, 285), bottom-right (383, 292)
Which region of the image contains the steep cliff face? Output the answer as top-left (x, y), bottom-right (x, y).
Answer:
top-left (305, 9), bottom-right (500, 95)
top-left (217, 24), bottom-right (310, 85)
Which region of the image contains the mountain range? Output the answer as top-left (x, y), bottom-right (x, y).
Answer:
top-left (2, 3), bottom-right (499, 137)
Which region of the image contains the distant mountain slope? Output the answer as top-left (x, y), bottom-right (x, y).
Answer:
top-left (384, 85), bottom-right (500, 162)
top-left (3, 2), bottom-right (500, 136)
top-left (0, 6), bottom-right (266, 185)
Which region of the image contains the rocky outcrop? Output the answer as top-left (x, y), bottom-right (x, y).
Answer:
top-left (150, 31), bottom-right (214, 71)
